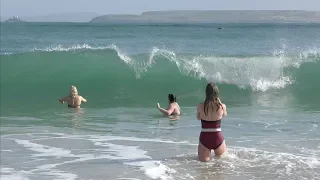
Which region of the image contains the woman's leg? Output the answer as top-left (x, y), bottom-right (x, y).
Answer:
top-left (214, 141), bottom-right (227, 156)
top-left (198, 141), bottom-right (211, 162)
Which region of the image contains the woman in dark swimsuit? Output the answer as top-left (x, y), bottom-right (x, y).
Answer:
top-left (197, 83), bottom-right (227, 162)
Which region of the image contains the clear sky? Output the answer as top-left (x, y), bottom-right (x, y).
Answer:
top-left (1, 0), bottom-right (320, 16)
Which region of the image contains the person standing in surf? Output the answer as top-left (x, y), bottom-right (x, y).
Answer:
top-left (157, 94), bottom-right (181, 116)
top-left (59, 85), bottom-right (87, 108)
top-left (197, 83), bottom-right (227, 162)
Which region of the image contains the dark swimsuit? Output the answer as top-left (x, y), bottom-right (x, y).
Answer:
top-left (199, 119), bottom-right (224, 150)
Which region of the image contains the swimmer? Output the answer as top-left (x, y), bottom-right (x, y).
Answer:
top-left (197, 83), bottom-right (227, 162)
top-left (157, 94), bottom-right (181, 116)
top-left (58, 85), bottom-right (87, 108)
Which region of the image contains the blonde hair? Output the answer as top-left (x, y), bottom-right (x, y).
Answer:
top-left (68, 85), bottom-right (79, 99)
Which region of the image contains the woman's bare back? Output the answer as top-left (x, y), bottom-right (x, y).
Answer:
top-left (171, 102), bottom-right (181, 115)
top-left (197, 101), bottom-right (227, 121)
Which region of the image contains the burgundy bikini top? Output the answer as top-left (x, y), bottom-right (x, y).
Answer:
top-left (201, 119), bottom-right (221, 129)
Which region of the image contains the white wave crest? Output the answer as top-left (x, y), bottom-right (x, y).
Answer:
top-left (29, 44), bottom-right (320, 91)
top-left (1, 52), bottom-right (12, 55)
top-left (31, 44), bottom-right (111, 52)
top-left (140, 47), bottom-right (319, 91)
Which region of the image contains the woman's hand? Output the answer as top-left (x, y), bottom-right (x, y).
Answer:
top-left (157, 103), bottom-right (160, 109)
top-left (59, 96), bottom-right (68, 104)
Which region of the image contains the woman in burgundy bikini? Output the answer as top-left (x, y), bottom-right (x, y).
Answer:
top-left (196, 83), bottom-right (228, 162)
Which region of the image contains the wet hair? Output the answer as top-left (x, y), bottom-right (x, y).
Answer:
top-left (203, 83), bottom-right (221, 115)
top-left (68, 85), bottom-right (78, 99)
top-left (168, 94), bottom-right (176, 103)
top-left (68, 85), bottom-right (79, 106)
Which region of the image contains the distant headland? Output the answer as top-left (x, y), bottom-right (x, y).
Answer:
top-left (1, 11), bottom-right (319, 23)
top-left (90, 10), bottom-right (320, 23)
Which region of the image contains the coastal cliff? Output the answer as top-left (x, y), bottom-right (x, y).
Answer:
top-left (90, 10), bottom-right (320, 23)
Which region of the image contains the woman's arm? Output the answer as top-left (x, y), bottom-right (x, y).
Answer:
top-left (217, 98), bottom-right (227, 116)
top-left (222, 103), bottom-right (227, 116)
top-left (80, 96), bottom-right (87, 103)
top-left (58, 96), bottom-right (68, 104)
top-left (197, 104), bottom-right (201, 120)
top-left (157, 103), bottom-right (174, 116)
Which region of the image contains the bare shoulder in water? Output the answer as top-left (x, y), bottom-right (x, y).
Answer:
top-left (157, 93), bottom-right (181, 119)
top-left (59, 85), bottom-right (87, 108)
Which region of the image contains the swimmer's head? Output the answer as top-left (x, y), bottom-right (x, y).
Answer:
top-left (168, 94), bottom-right (176, 103)
top-left (69, 85), bottom-right (78, 98)
top-left (205, 83), bottom-right (219, 100)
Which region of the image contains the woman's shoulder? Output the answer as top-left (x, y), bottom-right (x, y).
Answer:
top-left (197, 102), bottom-right (204, 108)
top-left (174, 102), bottom-right (181, 109)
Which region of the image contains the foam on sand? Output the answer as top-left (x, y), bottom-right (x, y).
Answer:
top-left (6, 133), bottom-right (183, 180)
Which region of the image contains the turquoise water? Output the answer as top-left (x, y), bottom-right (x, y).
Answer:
top-left (1, 23), bottom-right (320, 180)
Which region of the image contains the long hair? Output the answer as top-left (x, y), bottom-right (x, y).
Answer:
top-left (203, 83), bottom-right (221, 115)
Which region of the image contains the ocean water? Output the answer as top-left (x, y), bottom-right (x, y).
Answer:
top-left (1, 22), bottom-right (320, 180)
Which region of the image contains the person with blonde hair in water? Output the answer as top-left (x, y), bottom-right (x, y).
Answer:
top-left (59, 85), bottom-right (87, 108)
top-left (197, 83), bottom-right (227, 162)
